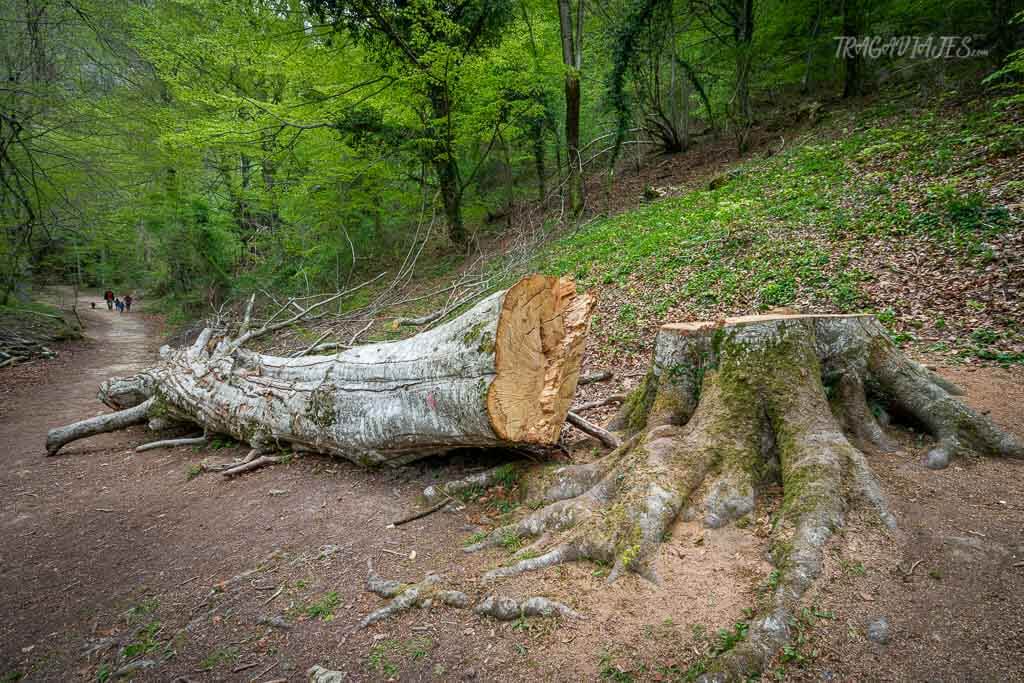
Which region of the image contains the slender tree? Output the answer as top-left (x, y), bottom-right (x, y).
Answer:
top-left (558, 0), bottom-right (584, 215)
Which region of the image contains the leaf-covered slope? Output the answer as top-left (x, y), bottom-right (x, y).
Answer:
top-left (541, 96), bottom-right (1023, 368)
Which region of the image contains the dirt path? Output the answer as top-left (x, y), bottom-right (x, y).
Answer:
top-left (1, 303), bottom-right (1023, 682)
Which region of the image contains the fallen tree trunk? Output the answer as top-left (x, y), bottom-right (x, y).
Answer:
top-left (46, 276), bottom-right (595, 465)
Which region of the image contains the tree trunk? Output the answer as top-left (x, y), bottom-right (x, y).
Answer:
top-left (558, 0), bottom-right (583, 216)
top-left (733, 0), bottom-right (755, 150)
top-left (841, 0), bottom-right (865, 98)
top-left (46, 276), bottom-right (596, 465)
top-left (463, 313), bottom-right (1021, 680)
top-left (427, 83), bottom-right (466, 246)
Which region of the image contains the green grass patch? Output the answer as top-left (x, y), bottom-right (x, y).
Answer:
top-left (305, 591), bottom-right (340, 621)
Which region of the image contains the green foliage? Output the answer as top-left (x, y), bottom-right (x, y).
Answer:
top-left (306, 591), bottom-right (340, 620)
top-left (463, 531), bottom-right (488, 546)
top-left (366, 637), bottom-right (433, 676)
top-left (2, 0), bottom-right (1015, 361)
top-left (123, 621), bottom-right (162, 659)
top-left (199, 646), bottom-right (239, 671)
top-left (711, 621), bottom-right (749, 656)
top-left (541, 95), bottom-right (1020, 362)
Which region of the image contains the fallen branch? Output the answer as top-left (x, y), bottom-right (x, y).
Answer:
top-left (897, 559), bottom-right (925, 576)
top-left (135, 435), bottom-right (207, 452)
top-left (291, 330), bottom-right (332, 358)
top-left (566, 411), bottom-right (621, 449)
top-left (392, 286), bottom-right (489, 328)
top-left (46, 398), bottom-right (155, 456)
top-left (230, 272), bottom-right (386, 351)
top-left (348, 319), bottom-right (374, 346)
top-left (389, 497), bottom-right (451, 527)
top-left (222, 454), bottom-right (290, 477)
top-left (572, 394), bottom-right (625, 412)
top-left (577, 370), bottom-right (613, 386)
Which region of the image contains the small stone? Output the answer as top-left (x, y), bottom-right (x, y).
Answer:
top-left (924, 449), bottom-right (950, 470)
top-left (867, 617), bottom-right (890, 644)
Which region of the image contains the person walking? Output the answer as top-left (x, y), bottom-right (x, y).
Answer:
top-left (123, 294), bottom-right (133, 313)
top-left (104, 289), bottom-right (114, 310)
top-left (115, 298), bottom-right (124, 314)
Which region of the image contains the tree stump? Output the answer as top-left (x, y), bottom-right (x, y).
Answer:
top-left (464, 313), bottom-right (1022, 679)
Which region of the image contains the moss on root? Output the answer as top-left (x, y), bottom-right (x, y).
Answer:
top-left (614, 370), bottom-right (658, 434)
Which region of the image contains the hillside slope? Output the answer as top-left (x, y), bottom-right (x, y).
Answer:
top-left (540, 93), bottom-right (1023, 376)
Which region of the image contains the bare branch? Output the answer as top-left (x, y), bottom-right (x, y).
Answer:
top-left (565, 411), bottom-right (621, 449)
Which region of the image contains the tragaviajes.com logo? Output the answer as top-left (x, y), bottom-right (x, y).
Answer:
top-left (834, 36), bottom-right (988, 59)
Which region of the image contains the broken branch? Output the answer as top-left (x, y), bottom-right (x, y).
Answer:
top-left (566, 411), bottom-right (621, 449)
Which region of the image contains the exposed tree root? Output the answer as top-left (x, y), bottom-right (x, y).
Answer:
top-left (460, 314), bottom-right (1020, 680)
top-left (473, 595), bottom-right (581, 620)
top-left (308, 665), bottom-right (348, 683)
top-left (361, 560), bottom-right (469, 628)
top-left (359, 559), bottom-right (578, 628)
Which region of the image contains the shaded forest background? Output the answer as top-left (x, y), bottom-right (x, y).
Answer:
top-left (2, 0), bottom-right (1022, 323)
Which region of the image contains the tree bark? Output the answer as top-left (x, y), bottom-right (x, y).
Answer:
top-left (47, 276), bottom-right (596, 465)
top-left (464, 313), bottom-right (1021, 679)
top-left (427, 83), bottom-right (466, 246)
top-left (841, 0), bottom-right (866, 98)
top-left (733, 0), bottom-right (755, 150)
top-left (558, 0), bottom-right (583, 216)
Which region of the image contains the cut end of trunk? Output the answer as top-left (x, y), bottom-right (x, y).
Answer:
top-left (488, 275), bottom-right (596, 444)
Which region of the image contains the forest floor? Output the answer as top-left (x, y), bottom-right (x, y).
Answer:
top-left (1, 293), bottom-right (1023, 682)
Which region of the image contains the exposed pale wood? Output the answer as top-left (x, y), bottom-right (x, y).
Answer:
top-left (488, 275), bottom-right (595, 444)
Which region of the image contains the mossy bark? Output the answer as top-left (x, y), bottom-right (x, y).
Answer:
top-left (466, 314), bottom-right (1021, 680)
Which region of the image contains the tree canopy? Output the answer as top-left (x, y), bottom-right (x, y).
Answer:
top-left (2, 0), bottom-right (1019, 311)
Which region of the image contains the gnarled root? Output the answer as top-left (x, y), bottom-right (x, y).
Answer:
top-left (359, 559), bottom-right (577, 628)
top-left (465, 314), bottom-right (1020, 679)
top-left (361, 560), bottom-right (468, 628)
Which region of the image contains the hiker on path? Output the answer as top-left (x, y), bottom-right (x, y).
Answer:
top-left (104, 289), bottom-right (114, 310)
top-left (124, 294), bottom-right (133, 312)
top-left (115, 298), bottom-right (124, 314)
